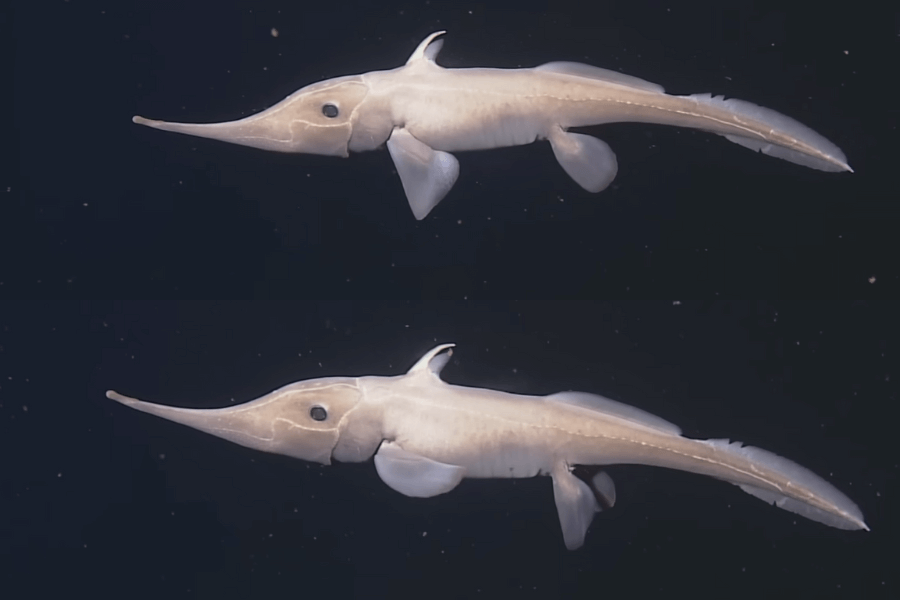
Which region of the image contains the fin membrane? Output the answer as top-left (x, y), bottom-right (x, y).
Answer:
top-left (374, 440), bottom-right (466, 498)
top-left (688, 93), bottom-right (850, 172)
top-left (549, 391), bottom-right (681, 435)
top-left (705, 438), bottom-right (867, 530)
top-left (547, 128), bottom-right (618, 193)
top-left (536, 62), bottom-right (664, 93)
top-left (386, 128), bottom-right (459, 220)
top-left (737, 483), bottom-right (863, 530)
top-left (551, 463), bottom-right (600, 550)
top-left (591, 471), bottom-right (616, 509)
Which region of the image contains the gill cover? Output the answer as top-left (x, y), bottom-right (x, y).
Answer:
top-left (108, 376), bottom-right (364, 464)
top-left (132, 75), bottom-right (368, 157)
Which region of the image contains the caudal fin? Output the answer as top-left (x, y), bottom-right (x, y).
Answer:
top-left (704, 438), bottom-right (868, 531)
top-left (687, 93), bottom-right (852, 173)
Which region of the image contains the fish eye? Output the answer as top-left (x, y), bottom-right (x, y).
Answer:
top-left (322, 104), bottom-right (339, 118)
top-left (309, 405), bottom-right (328, 421)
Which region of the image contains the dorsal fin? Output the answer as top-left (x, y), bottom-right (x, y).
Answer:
top-left (548, 391), bottom-right (681, 435)
top-left (406, 31), bottom-right (446, 66)
top-left (407, 343), bottom-right (455, 378)
top-left (535, 61), bottom-right (664, 93)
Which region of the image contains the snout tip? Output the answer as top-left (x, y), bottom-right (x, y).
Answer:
top-left (107, 390), bottom-right (137, 405)
top-left (132, 115), bottom-right (156, 126)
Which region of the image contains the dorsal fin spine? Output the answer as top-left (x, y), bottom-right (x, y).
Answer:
top-left (407, 343), bottom-right (455, 377)
top-left (406, 31), bottom-right (447, 66)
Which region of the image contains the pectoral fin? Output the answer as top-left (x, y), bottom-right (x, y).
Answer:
top-left (548, 127), bottom-right (618, 193)
top-left (374, 440), bottom-right (466, 497)
top-left (386, 128), bottom-right (460, 220)
top-left (551, 462), bottom-right (601, 550)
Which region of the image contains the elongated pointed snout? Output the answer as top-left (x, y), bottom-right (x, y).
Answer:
top-left (108, 376), bottom-right (364, 464)
top-left (133, 75), bottom-right (369, 157)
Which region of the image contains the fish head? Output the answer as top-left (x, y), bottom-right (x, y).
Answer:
top-left (108, 376), bottom-right (365, 465)
top-left (133, 75), bottom-right (369, 157)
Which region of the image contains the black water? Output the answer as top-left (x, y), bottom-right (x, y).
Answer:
top-left (5, 1), bottom-right (896, 597)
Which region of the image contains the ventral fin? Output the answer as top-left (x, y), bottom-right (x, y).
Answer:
top-left (547, 127), bottom-right (618, 193)
top-left (591, 471), bottom-right (616, 509)
top-left (551, 463), bottom-right (600, 550)
top-left (572, 466), bottom-right (617, 510)
top-left (406, 31), bottom-right (446, 66)
top-left (374, 441), bottom-right (466, 498)
top-left (386, 128), bottom-right (460, 220)
top-left (407, 343), bottom-right (455, 378)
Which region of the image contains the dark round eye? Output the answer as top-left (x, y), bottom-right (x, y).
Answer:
top-left (322, 104), bottom-right (339, 118)
top-left (309, 406), bottom-right (327, 421)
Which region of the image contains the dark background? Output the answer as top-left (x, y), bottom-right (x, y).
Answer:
top-left (4, 0), bottom-right (897, 598)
